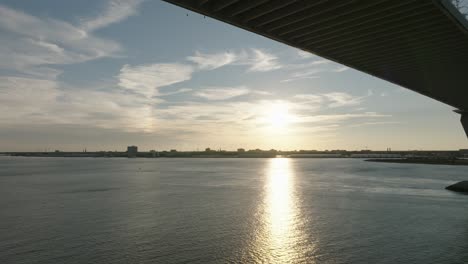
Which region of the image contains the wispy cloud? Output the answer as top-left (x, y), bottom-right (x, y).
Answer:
top-left (247, 49), bottom-right (282, 72)
top-left (0, 76), bottom-right (158, 132)
top-left (118, 49), bottom-right (284, 98)
top-left (294, 91), bottom-right (367, 108)
top-left (281, 52), bottom-right (353, 82)
top-left (297, 112), bottom-right (390, 124)
top-left (281, 68), bottom-right (322, 82)
top-left (186, 49), bottom-right (282, 73)
top-left (0, 4), bottom-right (122, 79)
top-left (0, 74), bottom-right (390, 146)
top-left (323, 92), bottom-right (364, 108)
top-left (332, 66), bottom-right (349, 72)
top-left (280, 59), bottom-right (330, 82)
top-left (348, 121), bottom-right (401, 128)
top-left (187, 51), bottom-right (239, 70)
top-left (293, 94), bottom-right (324, 104)
top-left (296, 49), bottom-right (314, 59)
top-left (159, 88), bottom-right (193, 96)
top-left (152, 98), bottom-right (390, 143)
top-left (80, 0), bottom-right (144, 32)
top-left (194, 86), bottom-right (250, 100)
top-left (118, 63), bottom-right (193, 97)
top-left (253, 90), bottom-right (272, 96)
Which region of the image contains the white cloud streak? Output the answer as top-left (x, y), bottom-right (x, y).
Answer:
top-left (0, 75), bottom-right (390, 143)
top-left (0, 76), bottom-right (158, 132)
top-left (158, 88), bottom-right (193, 96)
top-left (194, 86), bottom-right (250, 100)
top-left (297, 112), bottom-right (390, 124)
top-left (80, 0), bottom-right (144, 32)
top-left (118, 49), bottom-right (283, 98)
top-left (332, 66), bottom-right (349, 72)
top-left (0, 4), bottom-right (126, 79)
top-left (248, 49), bottom-right (282, 72)
top-left (296, 50), bottom-right (314, 59)
top-left (187, 51), bottom-right (239, 70)
top-left (294, 92), bottom-right (367, 108)
top-left (118, 63), bottom-right (194, 97)
top-left (186, 49), bottom-right (282, 73)
top-left (323, 92), bottom-right (364, 108)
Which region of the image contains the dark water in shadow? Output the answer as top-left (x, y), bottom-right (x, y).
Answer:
top-left (0, 157), bottom-right (467, 263)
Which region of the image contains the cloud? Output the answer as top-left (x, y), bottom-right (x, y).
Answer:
top-left (159, 88), bottom-right (193, 96)
top-left (332, 66), bottom-right (349, 72)
top-left (0, 75), bottom-right (391, 149)
top-left (115, 49), bottom-right (282, 100)
top-left (0, 4), bottom-right (122, 79)
top-left (294, 92), bottom-right (367, 108)
top-left (323, 92), bottom-right (364, 108)
top-left (80, 0), bottom-right (144, 32)
top-left (156, 99), bottom-right (291, 126)
top-left (186, 49), bottom-right (282, 73)
top-left (297, 112), bottom-right (390, 124)
top-left (248, 49), bottom-right (282, 72)
top-left (0, 76), bottom-right (158, 132)
top-left (296, 50), bottom-right (314, 59)
top-left (281, 77), bottom-right (319, 83)
top-left (0, 77), bottom-right (59, 121)
top-left (280, 59), bottom-right (331, 82)
top-left (348, 121), bottom-right (401, 128)
top-left (194, 86), bottom-right (250, 100)
top-left (252, 90), bottom-right (272, 95)
top-left (287, 58), bottom-right (330, 71)
top-left (281, 68), bottom-right (322, 82)
top-left (293, 94), bottom-right (324, 104)
top-left (152, 99), bottom-right (390, 140)
top-left (281, 54), bottom-right (351, 82)
top-left (118, 63), bottom-right (194, 97)
top-left (187, 51), bottom-right (239, 70)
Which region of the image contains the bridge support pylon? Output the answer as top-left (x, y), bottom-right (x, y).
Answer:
top-left (455, 110), bottom-right (468, 139)
top-left (462, 114), bottom-right (468, 139)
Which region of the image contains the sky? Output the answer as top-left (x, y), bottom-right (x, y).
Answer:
top-left (0, 0), bottom-right (467, 152)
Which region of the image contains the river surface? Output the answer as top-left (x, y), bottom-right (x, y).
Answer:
top-left (0, 157), bottom-right (467, 263)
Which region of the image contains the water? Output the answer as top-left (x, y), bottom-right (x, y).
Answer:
top-left (0, 157), bottom-right (467, 264)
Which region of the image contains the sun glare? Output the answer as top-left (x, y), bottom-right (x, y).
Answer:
top-left (264, 102), bottom-right (293, 130)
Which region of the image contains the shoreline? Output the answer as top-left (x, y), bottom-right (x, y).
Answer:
top-left (366, 158), bottom-right (468, 166)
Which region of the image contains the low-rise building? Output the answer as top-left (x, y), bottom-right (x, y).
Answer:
top-left (127, 146), bottom-right (138, 158)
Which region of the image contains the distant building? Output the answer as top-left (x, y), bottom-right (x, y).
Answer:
top-left (127, 146), bottom-right (138, 158)
top-left (350, 153), bottom-right (401, 158)
top-left (170, 149), bottom-right (177, 153)
top-left (237, 148), bottom-right (245, 153)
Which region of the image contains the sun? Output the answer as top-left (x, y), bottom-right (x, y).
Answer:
top-left (264, 102), bottom-right (293, 129)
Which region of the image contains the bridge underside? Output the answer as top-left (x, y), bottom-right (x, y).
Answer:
top-left (163, 0), bottom-right (468, 138)
top-left (461, 113), bottom-right (468, 138)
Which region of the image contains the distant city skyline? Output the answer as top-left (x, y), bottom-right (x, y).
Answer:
top-left (0, 0), bottom-right (467, 151)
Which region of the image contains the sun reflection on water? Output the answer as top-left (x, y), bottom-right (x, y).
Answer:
top-left (267, 158), bottom-right (294, 248)
top-left (258, 158), bottom-right (315, 263)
